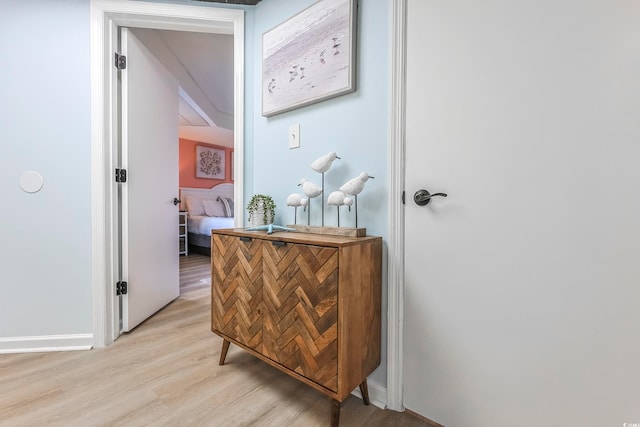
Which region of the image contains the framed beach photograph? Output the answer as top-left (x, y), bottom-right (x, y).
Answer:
top-left (262, 0), bottom-right (358, 117)
top-left (196, 145), bottom-right (225, 179)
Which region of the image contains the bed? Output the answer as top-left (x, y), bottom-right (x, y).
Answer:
top-left (179, 183), bottom-right (235, 255)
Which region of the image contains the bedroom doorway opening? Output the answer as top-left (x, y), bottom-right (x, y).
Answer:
top-left (90, 1), bottom-right (245, 347)
top-left (125, 27), bottom-right (236, 286)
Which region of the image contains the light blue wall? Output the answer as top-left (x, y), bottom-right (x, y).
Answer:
top-left (0, 0), bottom-right (93, 337)
top-left (251, 0), bottom-right (390, 385)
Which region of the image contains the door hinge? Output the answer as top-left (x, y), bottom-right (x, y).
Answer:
top-left (115, 168), bottom-right (127, 183)
top-left (116, 281), bottom-right (128, 295)
top-left (114, 53), bottom-right (127, 70)
top-left (402, 190), bottom-right (406, 205)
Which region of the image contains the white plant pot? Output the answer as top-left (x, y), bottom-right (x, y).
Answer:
top-left (249, 203), bottom-right (274, 227)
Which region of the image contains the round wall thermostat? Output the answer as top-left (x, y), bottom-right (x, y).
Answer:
top-left (20, 171), bottom-right (44, 193)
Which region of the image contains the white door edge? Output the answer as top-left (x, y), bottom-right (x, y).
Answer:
top-left (386, 0), bottom-right (407, 412)
top-left (90, 0), bottom-right (245, 347)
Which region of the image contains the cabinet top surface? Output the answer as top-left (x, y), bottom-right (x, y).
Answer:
top-left (212, 228), bottom-right (381, 247)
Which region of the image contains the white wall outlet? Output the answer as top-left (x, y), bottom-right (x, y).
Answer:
top-left (289, 124), bottom-right (300, 149)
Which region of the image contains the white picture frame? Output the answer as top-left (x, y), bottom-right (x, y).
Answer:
top-left (196, 145), bottom-right (225, 180)
top-left (262, 0), bottom-right (358, 117)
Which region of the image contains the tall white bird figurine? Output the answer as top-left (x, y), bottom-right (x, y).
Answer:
top-left (286, 193), bottom-right (308, 225)
top-left (339, 172), bottom-right (375, 228)
top-left (327, 190), bottom-right (353, 227)
top-left (298, 179), bottom-right (322, 225)
top-left (311, 152), bottom-right (340, 226)
top-left (311, 152), bottom-right (340, 173)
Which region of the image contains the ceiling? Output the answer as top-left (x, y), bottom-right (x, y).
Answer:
top-left (131, 28), bottom-right (235, 144)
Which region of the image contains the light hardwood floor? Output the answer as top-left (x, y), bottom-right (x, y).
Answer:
top-left (0, 254), bottom-right (433, 427)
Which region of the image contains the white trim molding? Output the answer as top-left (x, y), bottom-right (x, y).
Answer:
top-left (90, 0), bottom-right (245, 348)
top-left (0, 334), bottom-right (93, 354)
top-left (351, 379), bottom-right (388, 410)
top-left (386, 0), bottom-right (407, 413)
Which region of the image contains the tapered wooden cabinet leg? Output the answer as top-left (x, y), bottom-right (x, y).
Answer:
top-left (330, 398), bottom-right (340, 427)
top-left (219, 339), bottom-right (231, 366)
top-left (359, 380), bottom-right (370, 405)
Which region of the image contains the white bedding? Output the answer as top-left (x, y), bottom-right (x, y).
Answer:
top-left (188, 215), bottom-right (234, 235)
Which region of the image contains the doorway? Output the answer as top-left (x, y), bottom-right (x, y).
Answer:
top-left (90, 1), bottom-right (245, 347)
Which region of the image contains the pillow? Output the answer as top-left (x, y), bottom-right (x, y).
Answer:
top-left (185, 195), bottom-right (206, 216)
top-left (203, 199), bottom-right (225, 217)
top-left (217, 196), bottom-right (234, 217)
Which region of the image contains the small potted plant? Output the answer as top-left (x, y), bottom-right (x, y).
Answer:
top-left (247, 194), bottom-right (276, 227)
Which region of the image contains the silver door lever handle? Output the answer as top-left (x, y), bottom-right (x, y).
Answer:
top-left (414, 189), bottom-right (447, 206)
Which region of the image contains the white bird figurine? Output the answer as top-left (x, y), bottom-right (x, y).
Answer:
top-left (327, 190), bottom-right (353, 227)
top-left (298, 179), bottom-right (322, 198)
top-left (339, 172), bottom-right (375, 195)
top-left (286, 193), bottom-right (304, 206)
top-left (286, 193), bottom-right (308, 225)
top-left (327, 190), bottom-right (352, 206)
top-left (311, 152), bottom-right (341, 226)
top-left (298, 179), bottom-right (322, 225)
top-left (311, 152), bottom-right (340, 173)
top-left (339, 172), bottom-right (375, 228)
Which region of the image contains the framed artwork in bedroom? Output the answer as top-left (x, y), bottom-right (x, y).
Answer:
top-left (196, 145), bottom-right (225, 179)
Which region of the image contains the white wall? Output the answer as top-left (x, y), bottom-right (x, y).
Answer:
top-left (0, 0), bottom-right (93, 346)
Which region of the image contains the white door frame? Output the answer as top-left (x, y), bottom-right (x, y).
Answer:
top-left (387, 0), bottom-right (406, 412)
top-left (90, 0), bottom-right (245, 347)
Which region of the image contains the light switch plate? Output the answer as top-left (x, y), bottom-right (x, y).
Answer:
top-left (289, 124), bottom-right (300, 149)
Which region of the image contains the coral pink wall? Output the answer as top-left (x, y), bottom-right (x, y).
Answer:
top-left (179, 138), bottom-right (234, 188)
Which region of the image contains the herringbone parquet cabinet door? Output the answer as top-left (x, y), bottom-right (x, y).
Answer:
top-left (262, 242), bottom-right (339, 391)
top-left (211, 229), bottom-right (382, 426)
top-left (212, 234), bottom-right (263, 351)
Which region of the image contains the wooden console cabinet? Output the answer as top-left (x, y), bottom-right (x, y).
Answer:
top-left (211, 229), bottom-right (382, 426)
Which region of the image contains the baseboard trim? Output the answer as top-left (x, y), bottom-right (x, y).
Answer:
top-left (0, 333), bottom-right (94, 354)
top-left (351, 380), bottom-right (443, 426)
top-left (351, 379), bottom-right (387, 410)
